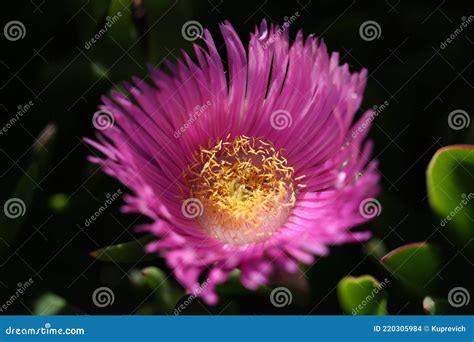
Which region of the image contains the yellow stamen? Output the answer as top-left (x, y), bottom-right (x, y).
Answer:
top-left (182, 135), bottom-right (302, 245)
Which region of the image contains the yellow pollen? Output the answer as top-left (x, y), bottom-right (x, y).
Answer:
top-left (182, 135), bottom-right (301, 245)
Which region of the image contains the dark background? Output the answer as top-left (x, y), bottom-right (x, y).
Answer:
top-left (0, 0), bottom-right (473, 314)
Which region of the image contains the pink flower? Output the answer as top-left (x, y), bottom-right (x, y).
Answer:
top-left (86, 19), bottom-right (380, 305)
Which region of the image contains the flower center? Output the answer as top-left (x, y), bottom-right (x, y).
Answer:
top-left (184, 135), bottom-right (302, 245)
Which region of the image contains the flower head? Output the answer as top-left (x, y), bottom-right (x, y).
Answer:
top-left (86, 19), bottom-right (380, 304)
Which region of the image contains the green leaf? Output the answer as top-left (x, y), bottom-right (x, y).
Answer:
top-left (90, 235), bottom-right (155, 263)
top-left (423, 296), bottom-right (460, 315)
top-left (427, 145), bottom-right (474, 242)
top-left (142, 266), bottom-right (183, 312)
top-left (0, 124), bottom-right (56, 258)
top-left (337, 275), bottom-right (388, 315)
top-left (423, 296), bottom-right (436, 315)
top-left (33, 292), bottom-right (80, 315)
top-left (381, 242), bottom-right (442, 294)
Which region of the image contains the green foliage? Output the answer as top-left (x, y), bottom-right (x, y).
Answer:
top-left (427, 145), bottom-right (474, 243)
top-left (142, 266), bottom-right (184, 312)
top-left (33, 292), bottom-right (80, 315)
top-left (337, 275), bottom-right (388, 315)
top-left (91, 235), bottom-right (155, 262)
top-left (381, 242), bottom-right (442, 295)
top-left (0, 125), bottom-right (56, 258)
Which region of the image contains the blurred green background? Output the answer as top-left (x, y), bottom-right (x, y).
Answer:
top-left (0, 0), bottom-right (473, 315)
